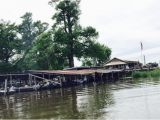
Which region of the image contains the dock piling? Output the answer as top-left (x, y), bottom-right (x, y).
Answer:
top-left (4, 79), bottom-right (8, 96)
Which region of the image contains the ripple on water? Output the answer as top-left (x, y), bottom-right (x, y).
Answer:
top-left (1, 78), bottom-right (160, 119)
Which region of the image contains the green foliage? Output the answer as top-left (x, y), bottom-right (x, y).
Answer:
top-left (82, 42), bottom-right (111, 66)
top-left (150, 69), bottom-right (160, 77)
top-left (23, 31), bottom-right (67, 70)
top-left (53, 0), bottom-right (80, 27)
top-left (0, 20), bottom-right (22, 63)
top-left (0, 0), bottom-right (112, 72)
top-left (0, 62), bottom-right (13, 73)
top-left (19, 12), bottom-right (35, 49)
top-left (133, 69), bottom-right (160, 78)
top-left (19, 12), bottom-right (48, 49)
top-left (17, 12), bottom-right (49, 70)
top-left (51, 0), bottom-right (111, 67)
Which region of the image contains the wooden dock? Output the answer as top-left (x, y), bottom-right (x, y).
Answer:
top-left (0, 69), bottom-right (131, 95)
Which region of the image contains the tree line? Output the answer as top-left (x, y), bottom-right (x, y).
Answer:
top-left (0, 0), bottom-right (111, 73)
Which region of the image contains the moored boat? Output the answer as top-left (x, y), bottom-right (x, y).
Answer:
top-left (15, 84), bottom-right (40, 92)
top-left (0, 86), bottom-right (16, 96)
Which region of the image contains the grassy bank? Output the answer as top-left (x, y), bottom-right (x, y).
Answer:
top-left (133, 68), bottom-right (160, 78)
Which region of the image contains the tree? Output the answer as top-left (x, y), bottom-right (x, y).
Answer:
top-left (51, 0), bottom-right (107, 68)
top-left (17, 12), bottom-right (49, 70)
top-left (19, 12), bottom-right (48, 50)
top-left (23, 31), bottom-right (67, 70)
top-left (0, 20), bottom-right (22, 72)
top-left (82, 42), bottom-right (111, 66)
top-left (0, 21), bottom-right (21, 63)
top-left (19, 12), bottom-right (35, 49)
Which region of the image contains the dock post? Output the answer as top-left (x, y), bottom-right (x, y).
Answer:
top-left (43, 74), bottom-right (44, 79)
top-left (93, 73), bottom-right (96, 85)
top-left (59, 77), bottom-right (62, 87)
top-left (111, 72), bottom-right (114, 82)
top-left (28, 74), bottom-right (30, 85)
top-left (29, 74), bottom-right (32, 86)
top-left (101, 73), bottom-right (103, 82)
top-left (34, 76), bottom-right (37, 91)
top-left (34, 76), bottom-right (36, 85)
top-left (10, 74), bottom-right (12, 86)
top-left (49, 73), bottom-right (50, 80)
top-left (4, 79), bottom-right (8, 96)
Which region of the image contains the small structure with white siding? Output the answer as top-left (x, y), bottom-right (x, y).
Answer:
top-left (104, 58), bottom-right (141, 70)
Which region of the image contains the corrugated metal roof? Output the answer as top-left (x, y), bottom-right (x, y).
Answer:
top-left (104, 57), bottom-right (140, 67)
top-left (30, 69), bottom-right (124, 75)
top-left (30, 69), bottom-right (96, 75)
top-left (104, 61), bottom-right (127, 66)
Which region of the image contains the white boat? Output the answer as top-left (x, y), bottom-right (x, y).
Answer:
top-left (15, 84), bottom-right (41, 92)
top-left (0, 79), bottom-right (16, 95)
top-left (15, 85), bottom-right (33, 92)
top-left (9, 86), bottom-right (16, 93)
top-left (0, 86), bottom-right (16, 96)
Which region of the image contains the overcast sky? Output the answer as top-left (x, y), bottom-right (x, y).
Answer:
top-left (0, 0), bottom-right (160, 65)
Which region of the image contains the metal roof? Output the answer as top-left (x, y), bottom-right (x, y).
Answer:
top-left (30, 69), bottom-right (96, 75)
top-left (30, 69), bottom-right (124, 75)
top-left (104, 61), bottom-right (127, 66)
top-left (104, 57), bottom-right (140, 67)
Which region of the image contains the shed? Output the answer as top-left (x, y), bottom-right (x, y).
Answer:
top-left (104, 57), bottom-right (141, 69)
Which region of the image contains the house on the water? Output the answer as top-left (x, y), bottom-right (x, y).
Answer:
top-left (104, 58), bottom-right (142, 70)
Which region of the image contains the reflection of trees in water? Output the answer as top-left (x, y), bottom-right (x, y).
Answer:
top-left (75, 83), bottom-right (115, 119)
top-left (0, 96), bottom-right (10, 118)
top-left (0, 95), bottom-right (24, 119)
top-left (1, 78), bottom-right (160, 119)
top-left (0, 83), bottom-right (115, 119)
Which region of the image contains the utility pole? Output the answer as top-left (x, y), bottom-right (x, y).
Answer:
top-left (143, 55), bottom-right (146, 65)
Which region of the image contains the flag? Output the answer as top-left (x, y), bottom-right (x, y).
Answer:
top-left (140, 42), bottom-right (143, 50)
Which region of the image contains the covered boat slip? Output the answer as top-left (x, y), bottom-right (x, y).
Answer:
top-left (0, 69), bottom-right (128, 83)
top-left (0, 74), bottom-right (29, 88)
top-left (29, 69), bottom-right (128, 82)
top-left (0, 69), bottom-right (130, 95)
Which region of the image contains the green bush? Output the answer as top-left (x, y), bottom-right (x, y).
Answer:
top-left (133, 69), bottom-right (160, 78)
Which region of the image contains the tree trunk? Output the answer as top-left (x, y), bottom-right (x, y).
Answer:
top-left (68, 54), bottom-right (74, 68)
top-left (68, 38), bottom-right (74, 67)
top-left (67, 13), bottom-right (74, 68)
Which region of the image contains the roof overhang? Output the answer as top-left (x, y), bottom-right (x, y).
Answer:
top-left (104, 61), bottom-right (127, 67)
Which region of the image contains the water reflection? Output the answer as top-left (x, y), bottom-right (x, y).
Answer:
top-left (0, 83), bottom-right (114, 119)
top-left (1, 78), bottom-right (160, 119)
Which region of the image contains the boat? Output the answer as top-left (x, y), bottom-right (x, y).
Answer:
top-left (39, 81), bottom-right (60, 90)
top-left (0, 86), bottom-right (16, 96)
top-left (32, 84), bottom-right (41, 90)
top-left (0, 79), bottom-right (16, 96)
top-left (15, 85), bottom-right (35, 92)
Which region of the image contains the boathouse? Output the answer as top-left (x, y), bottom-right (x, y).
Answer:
top-left (104, 58), bottom-right (141, 70)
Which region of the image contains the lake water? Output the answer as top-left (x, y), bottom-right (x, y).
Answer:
top-left (1, 77), bottom-right (160, 119)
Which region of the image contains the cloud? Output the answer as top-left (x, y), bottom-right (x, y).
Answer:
top-left (119, 46), bottom-right (160, 63)
top-left (0, 0), bottom-right (53, 23)
top-left (0, 0), bottom-right (160, 65)
top-left (80, 0), bottom-right (160, 63)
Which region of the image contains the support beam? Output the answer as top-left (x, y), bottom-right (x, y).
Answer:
top-left (4, 79), bottom-right (8, 96)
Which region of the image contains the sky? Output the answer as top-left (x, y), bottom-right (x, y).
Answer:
top-left (0, 0), bottom-right (160, 66)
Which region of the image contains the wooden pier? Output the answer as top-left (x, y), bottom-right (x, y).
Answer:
top-left (0, 69), bottom-right (131, 95)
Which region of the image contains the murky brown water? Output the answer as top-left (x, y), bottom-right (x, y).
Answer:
top-left (1, 77), bottom-right (160, 119)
